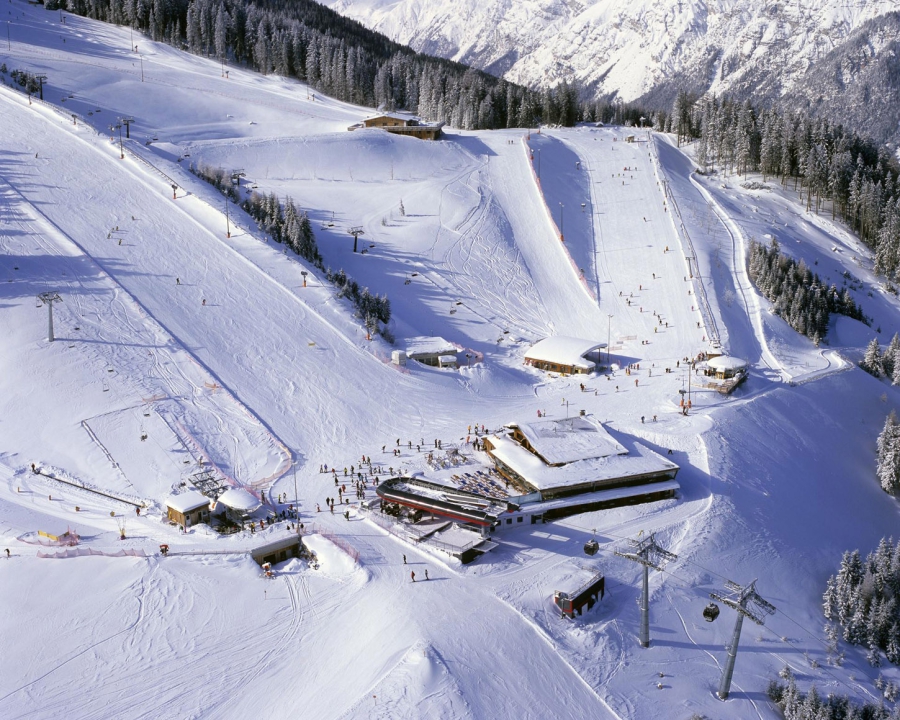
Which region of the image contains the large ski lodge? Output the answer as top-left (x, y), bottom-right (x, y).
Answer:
top-left (375, 415), bottom-right (679, 547)
top-left (482, 416), bottom-right (679, 515)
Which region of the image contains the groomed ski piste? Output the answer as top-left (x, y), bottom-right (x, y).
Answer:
top-left (1, 4), bottom-right (899, 718)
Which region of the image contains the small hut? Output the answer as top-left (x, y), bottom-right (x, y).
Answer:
top-left (165, 490), bottom-right (210, 528)
top-left (406, 336), bottom-right (459, 368)
top-left (554, 570), bottom-right (606, 619)
top-left (251, 536), bottom-right (303, 566)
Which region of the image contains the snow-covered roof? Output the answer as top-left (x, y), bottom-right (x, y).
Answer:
top-left (369, 112), bottom-right (414, 121)
top-left (217, 488), bottom-right (261, 512)
top-left (406, 336), bottom-right (457, 357)
top-left (487, 429), bottom-right (677, 492)
top-left (707, 355), bottom-right (748, 371)
top-left (165, 490), bottom-right (210, 513)
top-left (512, 416), bottom-right (626, 465)
top-left (524, 336), bottom-right (606, 370)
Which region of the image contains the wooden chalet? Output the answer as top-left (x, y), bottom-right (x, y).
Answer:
top-left (349, 114), bottom-right (444, 140)
top-left (166, 490), bottom-right (211, 528)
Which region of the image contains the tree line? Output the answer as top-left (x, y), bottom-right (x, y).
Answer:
top-left (51, 0), bottom-right (559, 130)
top-left (822, 537), bottom-right (900, 666)
top-left (670, 92), bottom-right (900, 284)
top-left (0, 65), bottom-right (42, 94)
top-left (747, 239), bottom-right (867, 345)
top-left (190, 161), bottom-right (391, 338)
top-left (861, 335), bottom-right (900, 386)
top-left (767, 674), bottom-right (899, 719)
top-left (48, 0), bottom-right (671, 131)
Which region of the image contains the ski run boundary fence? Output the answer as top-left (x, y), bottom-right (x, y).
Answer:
top-left (38, 547), bottom-right (148, 559)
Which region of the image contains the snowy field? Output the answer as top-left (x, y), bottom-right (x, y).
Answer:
top-left (1, 4), bottom-right (899, 718)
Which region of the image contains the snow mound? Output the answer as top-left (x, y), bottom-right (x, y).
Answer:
top-left (343, 642), bottom-right (471, 719)
top-left (303, 533), bottom-right (358, 578)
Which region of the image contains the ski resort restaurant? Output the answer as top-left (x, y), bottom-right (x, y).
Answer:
top-left (523, 336), bottom-right (607, 375)
top-left (482, 416), bottom-right (679, 519)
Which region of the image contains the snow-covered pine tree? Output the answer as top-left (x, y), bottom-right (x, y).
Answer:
top-left (214, 4), bottom-right (227, 62)
top-left (876, 412), bottom-right (900, 494)
top-left (884, 333), bottom-right (900, 379)
top-left (862, 338), bottom-right (884, 377)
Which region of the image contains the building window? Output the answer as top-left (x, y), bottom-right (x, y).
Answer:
top-left (517, 516), bottom-right (523, 523)
top-left (506, 518), bottom-right (512, 525)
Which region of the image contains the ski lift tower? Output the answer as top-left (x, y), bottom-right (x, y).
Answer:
top-left (35, 74), bottom-right (47, 101)
top-left (710, 579), bottom-right (776, 700)
top-left (36, 292), bottom-right (62, 342)
top-left (615, 532), bottom-right (677, 648)
top-left (348, 226), bottom-right (365, 253)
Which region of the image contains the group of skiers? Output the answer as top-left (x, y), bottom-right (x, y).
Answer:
top-left (402, 554), bottom-right (429, 582)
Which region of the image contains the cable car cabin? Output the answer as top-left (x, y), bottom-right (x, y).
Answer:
top-left (703, 603), bottom-right (720, 622)
top-left (554, 572), bottom-right (605, 619)
top-left (584, 539), bottom-right (599, 556)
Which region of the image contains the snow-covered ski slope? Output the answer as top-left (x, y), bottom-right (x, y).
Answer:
top-left (1, 4), bottom-right (899, 718)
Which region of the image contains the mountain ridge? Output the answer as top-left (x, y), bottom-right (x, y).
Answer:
top-left (325, 0), bottom-right (900, 144)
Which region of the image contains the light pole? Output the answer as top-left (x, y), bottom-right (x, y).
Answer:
top-left (688, 363), bottom-right (692, 408)
top-left (36, 292), bottom-right (62, 342)
top-left (111, 122), bottom-right (124, 159)
top-left (607, 314), bottom-right (613, 369)
top-left (558, 202), bottom-right (564, 241)
top-left (139, 54), bottom-right (144, 82)
top-left (225, 199), bottom-right (231, 238)
top-left (292, 461), bottom-right (301, 542)
top-left (536, 148), bottom-right (541, 179)
top-left (561, 398), bottom-right (569, 419)
top-left (466, 352), bottom-right (471, 367)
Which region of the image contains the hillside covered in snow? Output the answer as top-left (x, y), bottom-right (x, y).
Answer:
top-left (1, 2), bottom-right (900, 718)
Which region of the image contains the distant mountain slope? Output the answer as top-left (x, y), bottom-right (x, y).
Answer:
top-left (325, 0), bottom-right (900, 143)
